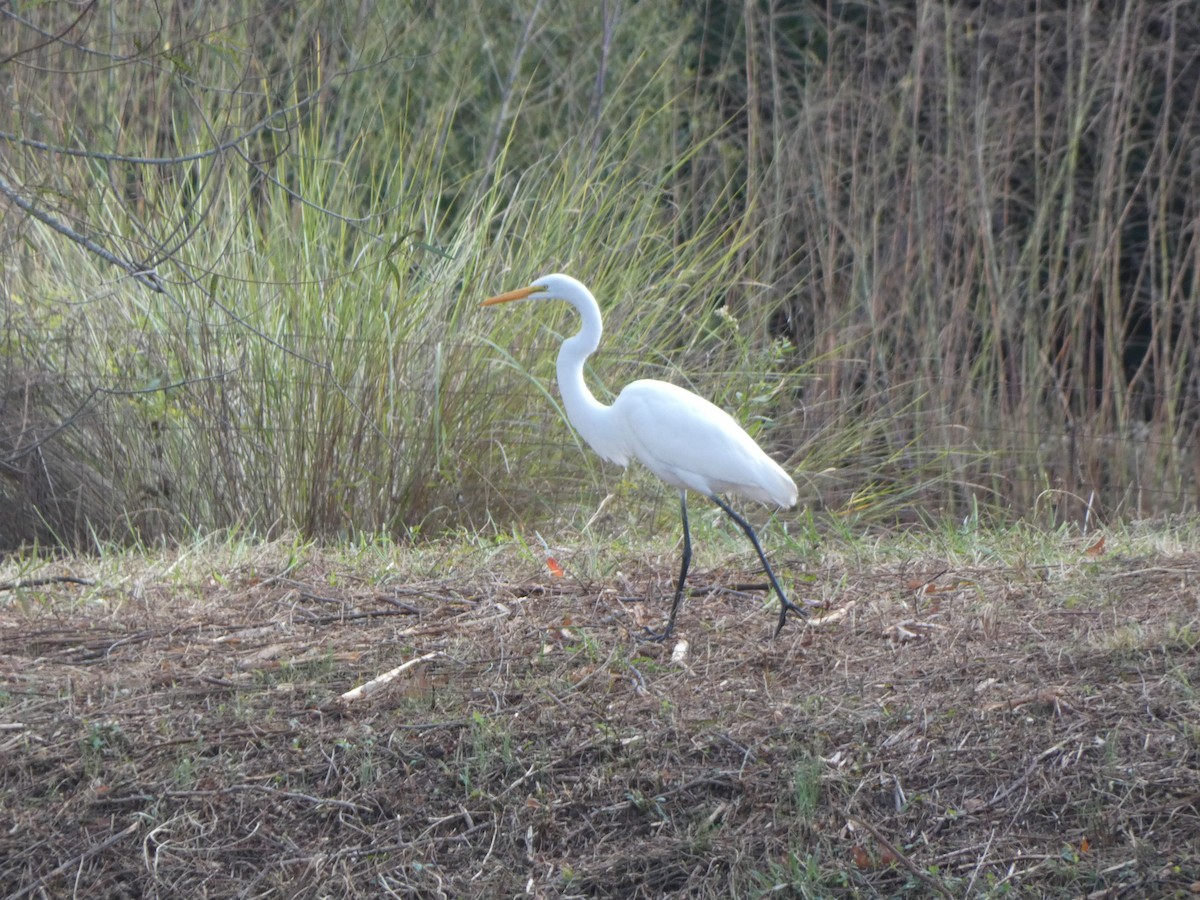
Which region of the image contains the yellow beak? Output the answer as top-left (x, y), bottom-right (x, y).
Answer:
top-left (481, 284), bottom-right (544, 306)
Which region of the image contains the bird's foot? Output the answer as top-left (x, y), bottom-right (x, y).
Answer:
top-left (783, 596), bottom-right (811, 617)
top-left (774, 597), bottom-right (811, 637)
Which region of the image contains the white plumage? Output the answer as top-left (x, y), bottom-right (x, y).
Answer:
top-left (483, 273), bottom-right (805, 638)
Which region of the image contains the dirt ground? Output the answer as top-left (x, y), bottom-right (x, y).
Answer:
top-left (2, 540), bottom-right (1199, 898)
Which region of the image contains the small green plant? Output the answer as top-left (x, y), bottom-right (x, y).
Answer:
top-left (790, 753), bottom-right (822, 824)
top-left (171, 755), bottom-right (197, 789)
top-left (336, 735), bottom-right (380, 787)
top-left (79, 721), bottom-right (129, 776)
top-left (81, 721), bottom-right (126, 755)
top-left (457, 709), bottom-right (516, 798)
top-left (745, 850), bottom-right (828, 898)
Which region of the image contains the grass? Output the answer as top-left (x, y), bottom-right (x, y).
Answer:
top-left (2, 523), bottom-right (1199, 896)
top-left (5, 11), bottom-right (1200, 892)
top-left (6, 3), bottom-right (1200, 549)
top-left (2, 1), bottom-right (750, 545)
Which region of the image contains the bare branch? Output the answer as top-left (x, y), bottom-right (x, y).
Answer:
top-left (0, 105), bottom-right (296, 168)
top-left (0, 1), bottom-right (101, 66)
top-left (0, 170), bottom-right (165, 293)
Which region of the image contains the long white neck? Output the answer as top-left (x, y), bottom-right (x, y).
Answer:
top-left (555, 289), bottom-right (621, 460)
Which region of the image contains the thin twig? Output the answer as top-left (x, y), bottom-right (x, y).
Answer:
top-left (0, 171), bottom-right (165, 293)
top-left (479, 0), bottom-right (545, 191)
top-left (848, 816), bottom-right (956, 900)
top-left (10, 820), bottom-right (140, 900)
top-left (0, 1), bottom-right (98, 65)
top-left (297, 609), bottom-right (420, 626)
top-left (340, 651), bottom-right (442, 702)
top-left (0, 575), bottom-right (95, 593)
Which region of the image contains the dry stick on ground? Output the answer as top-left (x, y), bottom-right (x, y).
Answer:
top-left (0, 576), bottom-right (95, 592)
top-left (11, 820), bottom-right (141, 900)
top-left (297, 608), bottom-right (420, 626)
top-left (965, 741), bottom-right (1068, 820)
top-left (340, 651), bottom-right (442, 702)
top-left (848, 816), bottom-right (956, 899)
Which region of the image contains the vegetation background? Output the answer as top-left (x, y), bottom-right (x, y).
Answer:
top-left (4, 5), bottom-right (1200, 897)
top-left (3, 0), bottom-right (1200, 548)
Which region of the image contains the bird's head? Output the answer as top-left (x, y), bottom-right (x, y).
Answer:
top-left (481, 273), bottom-right (591, 308)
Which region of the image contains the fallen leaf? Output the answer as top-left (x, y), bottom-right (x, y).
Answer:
top-left (934, 580), bottom-right (973, 593)
top-left (1084, 536), bottom-right (1105, 556)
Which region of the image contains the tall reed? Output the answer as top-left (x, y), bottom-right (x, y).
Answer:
top-left (691, 1), bottom-right (1200, 523)
top-left (5, 1), bottom-right (1197, 547)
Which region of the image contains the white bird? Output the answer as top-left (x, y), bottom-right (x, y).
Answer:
top-left (483, 273), bottom-right (806, 639)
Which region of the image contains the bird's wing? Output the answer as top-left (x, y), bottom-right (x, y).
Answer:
top-left (614, 379), bottom-right (795, 506)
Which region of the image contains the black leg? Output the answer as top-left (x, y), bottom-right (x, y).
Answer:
top-left (711, 494), bottom-right (807, 636)
top-left (645, 492), bottom-right (691, 642)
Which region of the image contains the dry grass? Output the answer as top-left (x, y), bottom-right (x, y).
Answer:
top-left (2, 531), bottom-right (1199, 897)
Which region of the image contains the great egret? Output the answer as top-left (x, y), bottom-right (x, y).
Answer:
top-left (483, 273), bottom-right (806, 639)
